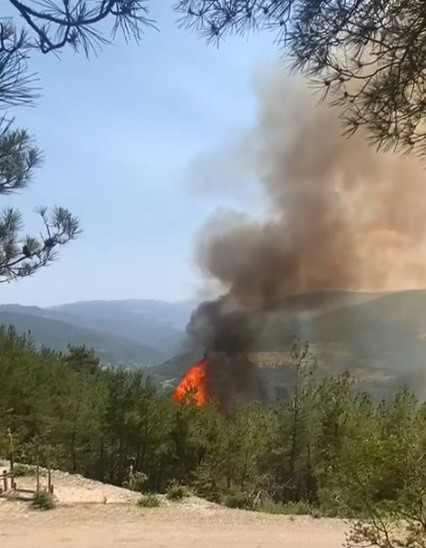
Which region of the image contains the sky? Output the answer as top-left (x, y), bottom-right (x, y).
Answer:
top-left (3, 2), bottom-right (278, 307)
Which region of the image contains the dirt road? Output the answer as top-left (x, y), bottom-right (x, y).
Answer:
top-left (0, 502), bottom-right (347, 548)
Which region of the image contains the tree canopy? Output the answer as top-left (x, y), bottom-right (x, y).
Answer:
top-left (5, 0), bottom-right (153, 55)
top-left (1, 332), bottom-right (425, 546)
top-left (0, 1), bottom-right (153, 109)
top-left (176, 0), bottom-right (426, 156)
top-left (0, 1), bottom-right (156, 284)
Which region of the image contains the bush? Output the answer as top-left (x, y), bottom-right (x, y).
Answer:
top-left (137, 494), bottom-right (162, 508)
top-left (12, 464), bottom-right (33, 477)
top-left (222, 492), bottom-right (253, 510)
top-left (166, 484), bottom-right (190, 501)
top-left (257, 500), bottom-right (312, 516)
top-left (316, 487), bottom-right (350, 518)
top-left (191, 478), bottom-right (221, 504)
top-left (123, 471), bottom-right (147, 493)
top-left (32, 491), bottom-right (55, 510)
top-left (281, 501), bottom-right (312, 515)
top-left (310, 508), bottom-right (322, 519)
top-left (256, 500), bottom-right (287, 514)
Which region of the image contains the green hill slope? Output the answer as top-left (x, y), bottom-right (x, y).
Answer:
top-left (0, 299), bottom-right (197, 364)
top-left (153, 289), bottom-right (426, 398)
top-left (0, 311), bottom-right (165, 366)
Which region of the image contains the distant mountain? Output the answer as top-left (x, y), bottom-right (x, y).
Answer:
top-left (49, 299), bottom-right (196, 355)
top-left (0, 299), bottom-right (198, 367)
top-left (153, 290), bottom-right (426, 398)
top-left (6, 291), bottom-right (426, 396)
top-left (0, 311), bottom-right (165, 366)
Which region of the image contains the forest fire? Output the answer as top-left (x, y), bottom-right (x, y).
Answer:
top-left (172, 351), bottom-right (267, 409)
top-left (172, 358), bottom-right (208, 406)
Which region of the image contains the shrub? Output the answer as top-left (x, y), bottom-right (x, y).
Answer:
top-left (137, 494), bottom-right (162, 508)
top-left (316, 487), bottom-right (350, 518)
top-left (191, 478), bottom-right (221, 504)
top-left (222, 492), bottom-right (253, 510)
top-left (166, 484), bottom-right (190, 501)
top-left (257, 500), bottom-right (312, 516)
top-left (310, 508), bottom-right (322, 519)
top-left (32, 491), bottom-right (55, 510)
top-left (12, 464), bottom-right (33, 477)
top-left (123, 471), bottom-right (148, 493)
top-left (256, 500), bottom-right (287, 514)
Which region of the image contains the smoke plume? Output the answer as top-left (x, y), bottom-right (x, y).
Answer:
top-left (186, 70), bottom-right (426, 402)
top-left (195, 74), bottom-right (426, 308)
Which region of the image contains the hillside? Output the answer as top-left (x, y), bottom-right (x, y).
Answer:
top-left (0, 299), bottom-right (196, 366)
top-left (154, 289), bottom-right (426, 398)
top-left (3, 290), bottom-right (426, 390)
top-left (49, 299), bottom-right (195, 355)
top-left (0, 311), bottom-right (165, 366)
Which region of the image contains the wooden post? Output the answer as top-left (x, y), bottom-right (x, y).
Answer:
top-left (36, 464), bottom-right (40, 492)
top-left (48, 468), bottom-right (51, 493)
top-left (7, 429), bottom-right (14, 472)
top-left (49, 484), bottom-right (54, 494)
top-left (3, 470), bottom-right (8, 492)
top-left (9, 446), bottom-right (14, 473)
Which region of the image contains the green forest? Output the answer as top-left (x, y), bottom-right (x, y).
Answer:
top-left (1, 326), bottom-right (425, 546)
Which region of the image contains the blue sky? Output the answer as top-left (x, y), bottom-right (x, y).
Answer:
top-left (4, 2), bottom-right (278, 306)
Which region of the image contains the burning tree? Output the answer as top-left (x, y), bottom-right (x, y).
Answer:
top-left (172, 357), bottom-right (209, 406)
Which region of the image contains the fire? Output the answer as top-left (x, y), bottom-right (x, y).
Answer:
top-left (172, 358), bottom-right (208, 406)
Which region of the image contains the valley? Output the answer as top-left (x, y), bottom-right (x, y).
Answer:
top-left (2, 289), bottom-right (426, 397)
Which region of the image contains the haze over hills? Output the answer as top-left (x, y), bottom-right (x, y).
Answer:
top-left (0, 311), bottom-right (166, 366)
top-left (0, 299), bottom-right (197, 367)
top-left (154, 289), bottom-right (426, 399)
top-left (2, 290), bottom-right (426, 397)
top-left (49, 299), bottom-right (196, 356)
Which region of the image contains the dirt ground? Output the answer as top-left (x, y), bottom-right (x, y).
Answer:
top-left (0, 501), bottom-right (347, 548)
top-left (0, 463), bottom-right (347, 547)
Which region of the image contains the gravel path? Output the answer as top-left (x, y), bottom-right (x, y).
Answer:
top-left (0, 502), bottom-right (347, 547)
top-left (0, 463), bottom-right (347, 547)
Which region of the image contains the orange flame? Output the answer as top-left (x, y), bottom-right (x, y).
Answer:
top-left (172, 358), bottom-right (208, 406)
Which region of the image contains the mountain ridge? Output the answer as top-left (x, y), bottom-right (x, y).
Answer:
top-left (2, 290), bottom-right (426, 397)
top-left (0, 310), bottom-right (165, 366)
top-left (0, 299), bottom-right (197, 366)
top-left (152, 289), bottom-right (426, 398)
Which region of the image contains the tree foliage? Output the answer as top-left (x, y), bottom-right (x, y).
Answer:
top-left (0, 21), bottom-right (37, 109)
top-left (1, 331), bottom-right (425, 546)
top-left (175, 0), bottom-right (426, 155)
top-left (1, 1), bottom-right (154, 106)
top-left (5, 0), bottom-right (153, 55)
top-left (0, 1), bottom-right (158, 284)
top-left (0, 125), bottom-right (80, 283)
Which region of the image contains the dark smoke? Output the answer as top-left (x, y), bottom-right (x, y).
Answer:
top-left (195, 75), bottom-right (426, 307)
top-left (186, 298), bottom-right (268, 407)
top-left (187, 298), bottom-right (255, 353)
top-left (186, 70), bottom-right (426, 402)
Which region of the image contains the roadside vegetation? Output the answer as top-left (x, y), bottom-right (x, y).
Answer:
top-left (1, 330), bottom-right (425, 545)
